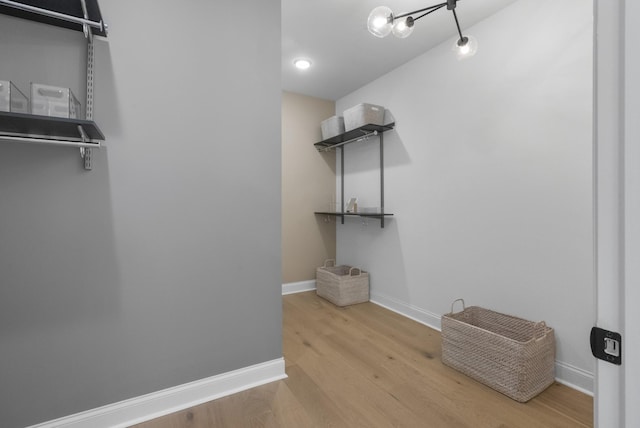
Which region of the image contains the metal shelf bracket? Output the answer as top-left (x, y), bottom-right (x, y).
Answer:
top-left (77, 125), bottom-right (92, 170)
top-left (82, 27), bottom-right (95, 171)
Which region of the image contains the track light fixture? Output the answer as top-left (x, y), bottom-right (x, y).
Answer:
top-left (367, 0), bottom-right (478, 58)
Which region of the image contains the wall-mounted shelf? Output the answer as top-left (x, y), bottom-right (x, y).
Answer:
top-left (0, 111), bottom-right (104, 147)
top-left (0, 0), bottom-right (107, 36)
top-left (314, 123), bottom-right (395, 152)
top-left (314, 122), bottom-right (395, 228)
top-left (0, 0), bottom-right (108, 170)
top-left (315, 211), bottom-right (394, 221)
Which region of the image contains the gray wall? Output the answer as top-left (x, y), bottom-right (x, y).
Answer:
top-left (0, 1), bottom-right (282, 426)
top-left (336, 0), bottom-right (594, 391)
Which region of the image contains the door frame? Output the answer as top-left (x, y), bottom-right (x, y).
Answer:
top-left (594, 1), bottom-right (640, 426)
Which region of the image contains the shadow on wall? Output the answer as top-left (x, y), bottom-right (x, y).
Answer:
top-left (340, 125), bottom-right (412, 176)
top-left (314, 214), bottom-right (338, 261)
top-left (0, 142), bottom-right (121, 334)
top-left (94, 39), bottom-right (124, 138)
top-left (337, 217), bottom-right (410, 302)
top-left (318, 147), bottom-right (337, 176)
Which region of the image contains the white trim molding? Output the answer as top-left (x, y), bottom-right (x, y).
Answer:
top-left (28, 358), bottom-right (287, 428)
top-left (555, 361), bottom-right (594, 396)
top-left (282, 280), bottom-right (316, 295)
top-left (370, 291), bottom-right (443, 331)
top-left (370, 291), bottom-right (594, 395)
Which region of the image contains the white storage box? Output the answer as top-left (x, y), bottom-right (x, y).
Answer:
top-left (343, 103), bottom-right (385, 131)
top-left (0, 80), bottom-right (29, 113)
top-left (321, 115), bottom-right (345, 140)
top-left (31, 83), bottom-right (81, 119)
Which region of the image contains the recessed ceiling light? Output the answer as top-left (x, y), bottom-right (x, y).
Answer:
top-left (294, 58), bottom-right (312, 70)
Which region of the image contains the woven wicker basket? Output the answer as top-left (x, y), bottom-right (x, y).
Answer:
top-left (316, 259), bottom-right (369, 307)
top-left (441, 299), bottom-right (555, 402)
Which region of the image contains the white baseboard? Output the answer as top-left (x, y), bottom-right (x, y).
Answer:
top-left (370, 291), bottom-right (443, 331)
top-left (28, 358), bottom-right (287, 428)
top-left (555, 361), bottom-right (594, 396)
top-left (282, 280), bottom-right (316, 295)
top-left (369, 291), bottom-right (594, 395)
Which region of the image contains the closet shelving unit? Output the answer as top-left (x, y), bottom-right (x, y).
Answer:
top-left (0, 0), bottom-right (108, 170)
top-left (314, 122), bottom-right (395, 228)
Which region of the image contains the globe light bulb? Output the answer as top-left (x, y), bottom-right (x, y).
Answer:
top-left (392, 16), bottom-right (414, 38)
top-left (453, 35), bottom-right (478, 59)
top-left (367, 6), bottom-right (394, 38)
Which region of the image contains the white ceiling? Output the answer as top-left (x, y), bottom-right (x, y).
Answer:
top-left (282, 0), bottom-right (517, 101)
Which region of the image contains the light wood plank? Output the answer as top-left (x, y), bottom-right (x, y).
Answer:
top-left (134, 292), bottom-right (593, 427)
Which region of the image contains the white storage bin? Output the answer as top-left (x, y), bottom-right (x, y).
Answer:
top-left (343, 103), bottom-right (385, 131)
top-left (0, 80), bottom-right (29, 113)
top-left (31, 83), bottom-right (81, 119)
top-left (321, 115), bottom-right (345, 140)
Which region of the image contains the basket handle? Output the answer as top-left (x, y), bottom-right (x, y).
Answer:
top-left (38, 88), bottom-right (64, 98)
top-left (533, 321), bottom-right (548, 341)
top-left (323, 259), bottom-right (336, 268)
top-left (349, 267), bottom-right (362, 276)
top-left (450, 298), bottom-right (466, 314)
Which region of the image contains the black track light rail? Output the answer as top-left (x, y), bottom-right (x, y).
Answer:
top-left (393, 0), bottom-right (464, 40)
top-left (394, 2), bottom-right (447, 20)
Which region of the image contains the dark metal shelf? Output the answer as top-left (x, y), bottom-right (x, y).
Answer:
top-left (314, 123), bottom-right (395, 151)
top-left (0, 111), bottom-right (104, 143)
top-left (0, 0), bottom-right (107, 36)
top-left (314, 121), bottom-right (396, 228)
top-left (315, 211), bottom-right (394, 219)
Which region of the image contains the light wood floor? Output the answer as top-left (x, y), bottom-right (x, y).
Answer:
top-left (134, 291), bottom-right (593, 427)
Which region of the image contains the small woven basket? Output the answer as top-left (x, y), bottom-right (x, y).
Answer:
top-left (316, 259), bottom-right (369, 307)
top-left (441, 299), bottom-right (556, 402)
